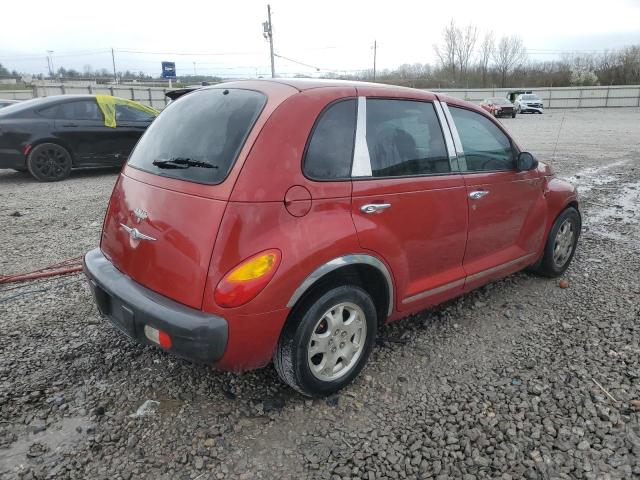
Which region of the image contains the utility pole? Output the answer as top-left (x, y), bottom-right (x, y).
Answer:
top-left (263, 5), bottom-right (275, 78)
top-left (111, 47), bottom-right (117, 84)
top-left (373, 40), bottom-right (377, 82)
top-left (47, 50), bottom-right (55, 78)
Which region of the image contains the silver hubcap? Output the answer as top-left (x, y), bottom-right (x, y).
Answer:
top-left (553, 219), bottom-right (575, 267)
top-left (307, 302), bottom-right (367, 381)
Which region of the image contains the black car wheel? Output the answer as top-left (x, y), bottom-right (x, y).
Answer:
top-left (275, 285), bottom-right (377, 396)
top-left (27, 143), bottom-right (72, 182)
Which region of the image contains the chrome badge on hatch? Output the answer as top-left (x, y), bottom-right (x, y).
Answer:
top-left (120, 224), bottom-right (156, 242)
top-left (133, 208), bottom-right (148, 223)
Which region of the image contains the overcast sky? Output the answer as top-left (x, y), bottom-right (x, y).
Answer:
top-left (1, 0), bottom-right (639, 78)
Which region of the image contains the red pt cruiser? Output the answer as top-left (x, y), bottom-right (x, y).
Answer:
top-left (84, 80), bottom-right (580, 396)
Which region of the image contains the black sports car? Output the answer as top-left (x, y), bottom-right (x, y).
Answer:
top-left (0, 95), bottom-right (158, 181)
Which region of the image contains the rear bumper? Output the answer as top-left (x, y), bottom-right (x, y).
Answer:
top-left (83, 248), bottom-right (228, 364)
top-left (0, 150), bottom-right (26, 169)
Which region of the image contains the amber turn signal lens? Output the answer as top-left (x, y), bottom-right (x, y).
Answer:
top-left (214, 249), bottom-right (281, 308)
top-left (226, 252), bottom-right (278, 281)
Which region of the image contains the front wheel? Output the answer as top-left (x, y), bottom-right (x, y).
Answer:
top-left (530, 207), bottom-right (581, 277)
top-left (274, 285), bottom-right (377, 396)
top-left (27, 143), bottom-right (72, 182)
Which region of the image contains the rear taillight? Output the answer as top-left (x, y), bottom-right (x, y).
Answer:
top-left (214, 249), bottom-right (281, 308)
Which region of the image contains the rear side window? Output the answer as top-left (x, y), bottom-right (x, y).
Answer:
top-left (128, 88), bottom-right (266, 185)
top-left (38, 105), bottom-right (59, 118)
top-left (366, 99), bottom-right (449, 177)
top-left (58, 100), bottom-right (103, 121)
top-left (303, 99), bottom-right (356, 180)
top-left (449, 106), bottom-right (514, 172)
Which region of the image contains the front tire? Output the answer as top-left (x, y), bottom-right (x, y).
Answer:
top-left (530, 207), bottom-right (581, 278)
top-left (27, 143), bottom-right (72, 182)
top-left (274, 285), bottom-right (377, 396)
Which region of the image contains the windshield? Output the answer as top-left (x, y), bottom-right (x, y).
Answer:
top-left (522, 94), bottom-right (540, 100)
top-left (127, 88), bottom-right (266, 185)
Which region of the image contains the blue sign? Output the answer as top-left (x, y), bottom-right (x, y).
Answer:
top-left (161, 62), bottom-right (176, 78)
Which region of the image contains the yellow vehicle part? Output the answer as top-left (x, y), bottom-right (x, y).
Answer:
top-left (95, 95), bottom-right (159, 128)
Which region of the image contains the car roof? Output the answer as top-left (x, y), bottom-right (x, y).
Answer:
top-left (211, 78), bottom-right (434, 95)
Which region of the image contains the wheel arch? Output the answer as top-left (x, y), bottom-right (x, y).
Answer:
top-left (27, 137), bottom-right (77, 165)
top-left (286, 254), bottom-right (395, 324)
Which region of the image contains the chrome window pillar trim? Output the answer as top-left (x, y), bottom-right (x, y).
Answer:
top-left (351, 97), bottom-right (372, 177)
top-left (433, 100), bottom-right (456, 165)
top-left (402, 278), bottom-right (465, 305)
top-left (286, 254), bottom-right (394, 316)
top-left (440, 102), bottom-right (468, 172)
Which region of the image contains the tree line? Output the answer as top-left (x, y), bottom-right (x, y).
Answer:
top-left (2, 22), bottom-right (639, 89)
top-left (325, 20), bottom-right (640, 89)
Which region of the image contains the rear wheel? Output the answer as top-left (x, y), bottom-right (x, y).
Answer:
top-left (274, 285), bottom-right (377, 396)
top-left (512, 112), bottom-right (517, 118)
top-left (530, 207), bottom-right (581, 277)
top-left (27, 143), bottom-right (72, 182)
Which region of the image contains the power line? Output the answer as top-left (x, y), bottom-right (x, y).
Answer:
top-left (114, 48), bottom-right (262, 56)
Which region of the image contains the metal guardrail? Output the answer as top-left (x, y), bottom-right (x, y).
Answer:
top-left (0, 84), bottom-right (172, 109)
top-left (2, 84), bottom-right (640, 109)
top-left (430, 85), bottom-right (640, 109)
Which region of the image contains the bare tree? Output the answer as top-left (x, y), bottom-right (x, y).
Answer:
top-left (492, 35), bottom-right (526, 87)
top-left (479, 32), bottom-right (494, 87)
top-left (454, 24), bottom-right (478, 85)
top-left (433, 20), bottom-right (458, 82)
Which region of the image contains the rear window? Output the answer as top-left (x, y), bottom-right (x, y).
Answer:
top-left (303, 99), bottom-right (356, 180)
top-left (127, 88), bottom-right (266, 184)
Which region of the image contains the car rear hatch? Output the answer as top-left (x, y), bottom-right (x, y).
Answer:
top-left (100, 87), bottom-right (268, 309)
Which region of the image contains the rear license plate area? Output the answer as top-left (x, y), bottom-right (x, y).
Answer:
top-left (90, 281), bottom-right (137, 339)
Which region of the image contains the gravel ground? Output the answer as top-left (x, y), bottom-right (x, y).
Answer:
top-left (1, 108), bottom-right (639, 479)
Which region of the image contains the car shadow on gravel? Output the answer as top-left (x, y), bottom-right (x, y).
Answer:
top-left (0, 167), bottom-right (121, 185)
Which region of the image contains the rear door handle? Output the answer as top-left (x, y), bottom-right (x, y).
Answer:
top-left (469, 191), bottom-right (489, 200)
top-left (360, 203), bottom-right (391, 214)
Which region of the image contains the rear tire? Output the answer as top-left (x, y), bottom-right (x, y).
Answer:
top-left (530, 207), bottom-right (581, 278)
top-left (512, 112), bottom-right (517, 118)
top-left (27, 143), bottom-right (72, 182)
top-left (274, 285), bottom-right (377, 396)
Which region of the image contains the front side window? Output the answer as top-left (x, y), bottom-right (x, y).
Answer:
top-left (303, 99), bottom-right (356, 180)
top-left (115, 104), bottom-right (155, 122)
top-left (58, 100), bottom-right (103, 121)
top-left (366, 99), bottom-right (449, 177)
top-left (449, 106), bottom-right (515, 172)
top-left (128, 88), bottom-right (265, 184)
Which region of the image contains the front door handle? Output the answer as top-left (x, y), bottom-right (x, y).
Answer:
top-left (469, 190), bottom-right (489, 200)
top-left (361, 203), bottom-right (391, 214)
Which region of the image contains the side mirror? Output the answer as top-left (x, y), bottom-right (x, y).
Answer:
top-left (517, 151), bottom-right (538, 171)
